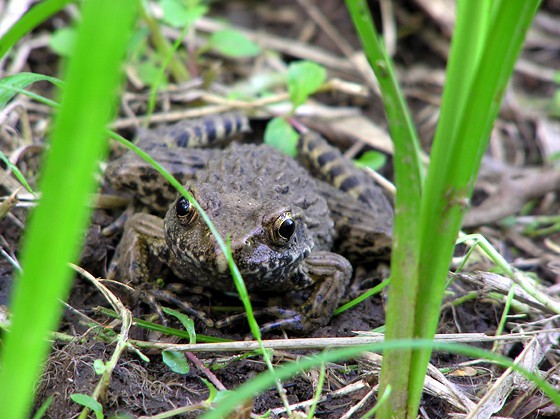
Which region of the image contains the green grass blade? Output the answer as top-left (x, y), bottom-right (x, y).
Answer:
top-left (0, 0), bottom-right (74, 59)
top-left (409, 1), bottom-right (541, 416)
top-left (344, 1), bottom-right (424, 415)
top-left (0, 72), bottom-right (63, 108)
top-left (0, 1), bottom-right (137, 417)
top-left (0, 150), bottom-right (35, 194)
top-left (204, 339), bottom-right (560, 418)
top-left (434, 1), bottom-right (490, 144)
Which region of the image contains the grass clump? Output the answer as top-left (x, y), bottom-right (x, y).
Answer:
top-left (345, 0), bottom-right (542, 417)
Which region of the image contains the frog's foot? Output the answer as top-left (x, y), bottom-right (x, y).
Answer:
top-left (144, 288), bottom-right (214, 327)
top-left (102, 204), bottom-right (137, 236)
top-left (214, 252), bottom-right (352, 333)
top-left (297, 251), bottom-right (352, 329)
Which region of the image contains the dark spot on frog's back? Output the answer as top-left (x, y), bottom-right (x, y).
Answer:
top-left (140, 173), bottom-right (153, 183)
top-left (141, 185), bottom-right (170, 209)
top-left (327, 164), bottom-right (344, 178)
top-left (301, 136), bottom-right (316, 151)
top-left (203, 119), bottom-right (221, 141)
top-left (193, 125), bottom-right (203, 141)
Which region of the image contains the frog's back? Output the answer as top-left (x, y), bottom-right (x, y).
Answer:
top-left (193, 143), bottom-right (334, 250)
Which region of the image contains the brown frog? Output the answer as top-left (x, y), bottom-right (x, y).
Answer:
top-left (106, 113), bottom-right (392, 332)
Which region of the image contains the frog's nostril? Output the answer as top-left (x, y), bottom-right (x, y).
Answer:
top-left (228, 237), bottom-right (252, 252)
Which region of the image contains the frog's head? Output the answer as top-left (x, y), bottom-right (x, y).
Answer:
top-left (164, 185), bottom-right (315, 292)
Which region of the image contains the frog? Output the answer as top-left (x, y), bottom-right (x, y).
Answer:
top-left (106, 113), bottom-right (393, 332)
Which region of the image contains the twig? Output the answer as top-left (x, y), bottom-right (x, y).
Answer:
top-left (128, 331), bottom-right (550, 353)
top-left (71, 264), bottom-right (135, 418)
top-left (464, 169), bottom-right (560, 227)
top-left (184, 351), bottom-right (227, 391)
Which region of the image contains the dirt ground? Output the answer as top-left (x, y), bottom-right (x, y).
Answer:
top-left (1, 1), bottom-right (560, 417)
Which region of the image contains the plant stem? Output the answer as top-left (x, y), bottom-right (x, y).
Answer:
top-left (344, 0), bottom-right (423, 415)
top-left (138, 0), bottom-right (190, 82)
top-left (409, 1), bottom-right (540, 416)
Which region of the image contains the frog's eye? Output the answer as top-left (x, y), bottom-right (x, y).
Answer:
top-left (176, 197), bottom-right (196, 223)
top-left (273, 212), bottom-right (296, 243)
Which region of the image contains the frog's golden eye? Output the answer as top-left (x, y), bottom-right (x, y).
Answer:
top-left (176, 197), bottom-right (196, 223)
top-left (273, 212), bottom-right (296, 243)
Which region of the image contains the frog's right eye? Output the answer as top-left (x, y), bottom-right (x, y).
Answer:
top-left (176, 197), bottom-right (196, 223)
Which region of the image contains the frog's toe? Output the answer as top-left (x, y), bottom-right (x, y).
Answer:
top-left (214, 307), bottom-right (311, 333)
top-left (147, 288), bottom-right (214, 327)
top-left (259, 314), bottom-right (306, 334)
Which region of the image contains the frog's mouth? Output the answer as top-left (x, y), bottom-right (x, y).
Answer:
top-left (207, 232), bottom-right (313, 292)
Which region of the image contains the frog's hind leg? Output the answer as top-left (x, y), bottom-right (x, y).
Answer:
top-left (298, 131), bottom-right (392, 212)
top-left (318, 181), bottom-right (393, 262)
top-left (136, 112), bottom-right (250, 150)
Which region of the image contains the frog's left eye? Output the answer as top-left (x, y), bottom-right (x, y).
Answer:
top-left (273, 212), bottom-right (296, 244)
top-left (176, 197), bottom-right (196, 223)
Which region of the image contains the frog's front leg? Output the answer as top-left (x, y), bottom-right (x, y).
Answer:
top-left (108, 213), bottom-right (211, 325)
top-left (257, 251), bottom-right (352, 333)
top-left (108, 213), bottom-right (166, 284)
top-left (298, 251), bottom-right (353, 329)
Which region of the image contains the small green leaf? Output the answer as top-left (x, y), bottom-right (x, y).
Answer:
top-left (0, 72), bottom-right (63, 109)
top-left (354, 150), bottom-right (387, 171)
top-left (548, 150), bottom-right (560, 163)
top-left (161, 0), bottom-right (207, 28)
top-left (264, 117), bottom-right (298, 157)
top-left (209, 29), bottom-right (261, 58)
top-left (162, 350), bottom-right (190, 374)
top-left (93, 359), bottom-right (106, 375)
top-left (48, 27), bottom-right (76, 57)
top-left (287, 61), bottom-right (326, 108)
top-left (200, 377), bottom-right (218, 404)
top-left (162, 307), bottom-right (196, 344)
top-left (137, 60), bottom-right (167, 87)
top-left (70, 394), bottom-right (103, 419)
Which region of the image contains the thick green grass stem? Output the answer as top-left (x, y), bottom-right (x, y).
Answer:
top-left (344, 1), bottom-right (424, 415)
top-left (346, 0), bottom-right (541, 417)
top-left (138, 0), bottom-right (190, 82)
top-left (0, 1), bottom-right (137, 417)
top-left (410, 1), bottom-right (541, 416)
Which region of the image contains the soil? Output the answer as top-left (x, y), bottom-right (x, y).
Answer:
top-left (1, 1), bottom-right (559, 418)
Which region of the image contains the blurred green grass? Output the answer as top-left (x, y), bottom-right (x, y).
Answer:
top-left (0, 1), bottom-right (137, 417)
